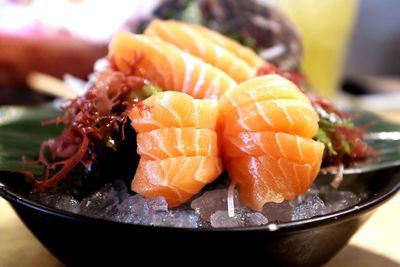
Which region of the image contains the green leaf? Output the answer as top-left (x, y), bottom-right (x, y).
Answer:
top-left (129, 84), bottom-right (162, 101)
top-left (180, 0), bottom-right (202, 24)
top-left (314, 128), bottom-right (336, 156)
top-left (0, 105), bottom-right (399, 177)
top-left (0, 106), bottom-right (64, 174)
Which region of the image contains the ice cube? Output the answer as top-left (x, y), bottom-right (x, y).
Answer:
top-left (115, 195), bottom-right (168, 224)
top-left (317, 185), bottom-right (363, 213)
top-left (210, 210), bottom-right (245, 228)
top-left (112, 179), bottom-right (130, 202)
top-left (191, 188), bottom-right (240, 221)
top-left (262, 202), bottom-right (293, 222)
top-left (79, 184), bottom-right (119, 218)
top-left (246, 212), bottom-right (269, 226)
top-left (40, 193), bottom-right (79, 213)
top-left (152, 210), bottom-right (199, 228)
top-left (291, 194), bottom-right (327, 220)
top-left (210, 204), bottom-right (270, 228)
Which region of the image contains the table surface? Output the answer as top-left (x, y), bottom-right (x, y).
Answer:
top-left (1, 108), bottom-right (399, 267)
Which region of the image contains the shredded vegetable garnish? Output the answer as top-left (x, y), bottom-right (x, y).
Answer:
top-left (330, 164), bottom-right (344, 189)
top-left (227, 182), bottom-right (236, 218)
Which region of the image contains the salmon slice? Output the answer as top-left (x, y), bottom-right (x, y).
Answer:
top-left (223, 131), bottom-right (325, 162)
top-left (187, 22), bottom-right (266, 68)
top-left (219, 74), bottom-right (311, 114)
top-left (131, 91), bottom-right (222, 207)
top-left (219, 75), bottom-right (323, 210)
top-left (145, 19), bottom-right (255, 83)
top-left (129, 91), bottom-right (219, 133)
top-left (132, 156), bottom-right (223, 207)
top-left (227, 155), bottom-right (322, 211)
top-left (109, 32), bottom-right (237, 99)
top-left (219, 75), bottom-right (319, 137)
top-left (222, 98), bottom-right (319, 137)
top-left (137, 127), bottom-right (218, 160)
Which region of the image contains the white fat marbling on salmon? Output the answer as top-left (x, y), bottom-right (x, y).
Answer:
top-left (295, 136), bottom-right (304, 161)
top-left (171, 157), bottom-right (190, 185)
top-left (194, 157), bottom-right (206, 183)
top-left (214, 45), bottom-right (226, 58)
top-left (253, 98), bottom-right (273, 128)
top-left (138, 36), bottom-right (176, 89)
top-left (132, 117), bottom-right (164, 130)
top-left (192, 64), bottom-right (208, 98)
top-left (194, 128), bottom-right (200, 155)
top-left (176, 128), bottom-right (184, 154)
top-left (279, 158), bottom-right (300, 194)
top-left (181, 53), bottom-right (195, 94)
top-left (273, 100), bottom-right (294, 128)
top-left (275, 133), bottom-right (289, 159)
top-left (225, 93), bottom-right (251, 130)
top-left (180, 26), bottom-right (206, 56)
top-left (204, 74), bottom-right (222, 99)
top-left (159, 94), bottom-right (182, 127)
top-left (157, 131), bottom-right (173, 158)
top-left (137, 147), bottom-right (158, 160)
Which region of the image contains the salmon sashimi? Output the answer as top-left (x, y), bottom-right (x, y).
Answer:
top-left (188, 22), bottom-right (266, 68)
top-left (226, 155), bottom-right (322, 211)
top-left (222, 99), bottom-right (319, 137)
top-left (137, 128), bottom-right (218, 160)
top-left (145, 19), bottom-right (255, 83)
top-left (129, 91), bottom-right (222, 207)
top-left (220, 74), bottom-right (319, 137)
top-left (219, 74), bottom-right (311, 112)
top-left (130, 91), bottom-right (219, 132)
top-left (109, 32), bottom-right (237, 99)
top-left (223, 131), bottom-right (324, 162)
top-left (219, 74), bottom-right (324, 210)
top-left (132, 156), bottom-right (223, 207)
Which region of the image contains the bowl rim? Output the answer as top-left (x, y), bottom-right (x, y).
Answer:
top-left (1, 169), bottom-right (399, 233)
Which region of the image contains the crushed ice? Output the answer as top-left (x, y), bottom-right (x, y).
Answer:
top-left (34, 180), bottom-right (367, 228)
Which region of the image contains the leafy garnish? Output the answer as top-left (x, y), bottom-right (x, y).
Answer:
top-left (310, 96), bottom-right (375, 167)
top-left (0, 107), bottom-right (63, 174)
top-left (227, 33), bottom-right (257, 50)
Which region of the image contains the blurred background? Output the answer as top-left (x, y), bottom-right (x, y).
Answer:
top-left (0, 0), bottom-right (399, 118)
top-left (341, 0), bottom-right (400, 121)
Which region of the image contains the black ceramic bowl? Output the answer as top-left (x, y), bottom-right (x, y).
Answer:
top-left (0, 106), bottom-right (399, 267)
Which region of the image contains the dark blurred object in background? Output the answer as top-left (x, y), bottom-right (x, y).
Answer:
top-left (200, 0), bottom-right (302, 70)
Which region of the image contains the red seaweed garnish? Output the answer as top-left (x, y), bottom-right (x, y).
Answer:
top-left (27, 68), bottom-right (156, 191)
top-left (34, 130), bottom-right (89, 191)
top-left (307, 93), bottom-right (349, 119)
top-left (257, 62), bottom-right (306, 87)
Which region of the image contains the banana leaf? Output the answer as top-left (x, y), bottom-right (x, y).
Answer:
top-left (0, 105), bottom-right (64, 174)
top-left (0, 105), bottom-right (399, 176)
